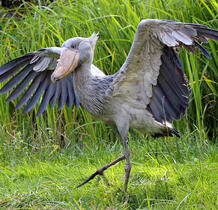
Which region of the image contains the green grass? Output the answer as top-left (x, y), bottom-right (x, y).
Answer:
top-left (0, 0), bottom-right (217, 208)
top-left (0, 134), bottom-right (217, 209)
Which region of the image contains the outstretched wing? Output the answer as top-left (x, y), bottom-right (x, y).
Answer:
top-left (0, 47), bottom-right (80, 116)
top-left (112, 19), bottom-right (217, 124)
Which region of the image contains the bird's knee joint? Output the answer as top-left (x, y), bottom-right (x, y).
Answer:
top-left (124, 163), bottom-right (131, 172)
top-left (124, 150), bottom-right (130, 158)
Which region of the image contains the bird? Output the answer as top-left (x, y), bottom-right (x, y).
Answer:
top-left (0, 19), bottom-right (217, 191)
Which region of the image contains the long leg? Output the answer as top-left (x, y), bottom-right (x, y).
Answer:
top-left (122, 136), bottom-right (131, 192)
top-left (76, 155), bottom-right (125, 188)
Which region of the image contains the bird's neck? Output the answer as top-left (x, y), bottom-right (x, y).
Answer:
top-left (73, 63), bottom-right (107, 115)
top-left (74, 63), bottom-right (93, 90)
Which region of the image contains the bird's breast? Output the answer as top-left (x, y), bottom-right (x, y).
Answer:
top-left (74, 74), bottom-right (113, 116)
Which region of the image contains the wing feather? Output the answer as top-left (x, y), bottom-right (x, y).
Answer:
top-left (16, 73), bottom-right (44, 110)
top-left (0, 47), bottom-right (80, 115)
top-left (6, 71), bottom-right (38, 102)
top-left (58, 79), bottom-right (68, 110)
top-left (66, 75), bottom-right (75, 108)
top-left (0, 59), bottom-right (30, 83)
top-left (50, 82), bottom-right (61, 108)
top-left (22, 72), bottom-right (50, 114)
top-left (0, 64), bottom-right (34, 94)
top-left (37, 81), bottom-right (56, 116)
top-left (33, 57), bottom-right (51, 72)
top-left (111, 19), bottom-right (217, 127)
top-left (0, 54), bottom-right (32, 75)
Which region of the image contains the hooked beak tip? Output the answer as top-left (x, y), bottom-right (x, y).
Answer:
top-left (51, 74), bottom-right (59, 83)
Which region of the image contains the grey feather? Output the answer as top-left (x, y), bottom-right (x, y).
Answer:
top-left (6, 71), bottom-right (38, 102)
top-left (66, 78), bottom-right (75, 108)
top-left (195, 27), bottom-right (218, 41)
top-left (16, 73), bottom-right (45, 109)
top-left (36, 82), bottom-right (56, 116)
top-left (0, 60), bottom-right (29, 83)
top-left (194, 41), bottom-right (211, 58)
top-left (50, 82), bottom-right (61, 108)
top-left (33, 57), bottom-right (51, 72)
top-left (0, 47), bottom-right (79, 114)
top-left (0, 64), bottom-right (34, 94)
top-left (0, 54), bottom-right (32, 75)
top-left (58, 79), bottom-right (68, 110)
top-left (22, 72), bottom-right (50, 114)
top-left (172, 31), bottom-right (193, 45)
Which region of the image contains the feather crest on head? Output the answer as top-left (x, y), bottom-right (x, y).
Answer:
top-left (89, 32), bottom-right (99, 46)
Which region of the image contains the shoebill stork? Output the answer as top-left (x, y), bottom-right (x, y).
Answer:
top-left (0, 19), bottom-right (217, 191)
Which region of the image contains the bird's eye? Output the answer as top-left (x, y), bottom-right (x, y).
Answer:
top-left (71, 45), bottom-right (75, 49)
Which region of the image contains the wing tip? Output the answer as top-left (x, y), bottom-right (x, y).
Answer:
top-left (151, 125), bottom-right (180, 138)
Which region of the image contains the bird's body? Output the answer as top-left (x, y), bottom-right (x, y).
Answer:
top-left (0, 19), bottom-right (217, 191)
top-left (75, 63), bottom-right (170, 137)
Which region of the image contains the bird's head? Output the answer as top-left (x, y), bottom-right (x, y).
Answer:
top-left (51, 32), bottom-right (98, 82)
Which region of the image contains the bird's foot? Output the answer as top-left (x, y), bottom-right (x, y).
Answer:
top-left (76, 155), bottom-right (125, 188)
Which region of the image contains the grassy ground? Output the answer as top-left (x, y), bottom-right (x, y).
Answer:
top-left (0, 0), bottom-right (217, 208)
top-left (0, 134), bottom-right (217, 209)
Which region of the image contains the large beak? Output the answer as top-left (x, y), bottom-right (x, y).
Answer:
top-left (51, 47), bottom-right (79, 83)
